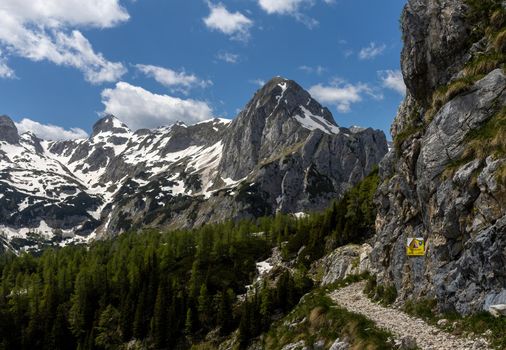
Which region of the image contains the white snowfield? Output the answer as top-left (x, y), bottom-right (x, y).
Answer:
top-left (0, 117), bottom-right (234, 243)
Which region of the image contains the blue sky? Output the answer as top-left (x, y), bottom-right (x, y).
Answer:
top-left (0, 0), bottom-right (407, 140)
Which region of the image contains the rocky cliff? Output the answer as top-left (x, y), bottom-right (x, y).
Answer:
top-left (372, 0), bottom-right (506, 314)
top-left (0, 78), bottom-right (388, 251)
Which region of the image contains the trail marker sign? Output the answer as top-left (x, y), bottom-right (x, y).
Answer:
top-left (407, 238), bottom-right (425, 256)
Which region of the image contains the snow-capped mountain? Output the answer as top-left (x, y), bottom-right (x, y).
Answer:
top-left (0, 77), bottom-right (388, 251)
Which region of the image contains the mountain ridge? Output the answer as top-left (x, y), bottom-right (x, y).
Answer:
top-left (0, 77), bottom-right (388, 251)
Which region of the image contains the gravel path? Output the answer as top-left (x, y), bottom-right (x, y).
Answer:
top-left (328, 282), bottom-right (491, 350)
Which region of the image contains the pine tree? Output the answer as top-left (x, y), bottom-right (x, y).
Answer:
top-left (197, 283), bottom-right (211, 326)
top-left (152, 280), bottom-right (168, 349)
top-left (95, 305), bottom-right (122, 350)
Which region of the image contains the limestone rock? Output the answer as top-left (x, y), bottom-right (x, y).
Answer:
top-left (372, 0), bottom-right (506, 315)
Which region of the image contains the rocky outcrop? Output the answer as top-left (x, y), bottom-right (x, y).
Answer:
top-left (0, 115), bottom-right (19, 144)
top-left (401, 0), bottom-right (470, 105)
top-left (311, 244), bottom-right (372, 285)
top-left (372, 0), bottom-right (506, 314)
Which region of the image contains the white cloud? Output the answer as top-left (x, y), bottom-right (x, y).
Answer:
top-left (204, 3), bottom-right (253, 41)
top-left (0, 55), bottom-right (15, 79)
top-left (250, 79), bottom-right (266, 87)
top-left (359, 42), bottom-right (386, 60)
top-left (135, 64), bottom-right (212, 93)
top-left (0, 0), bottom-right (128, 83)
top-left (101, 82), bottom-right (214, 130)
top-left (309, 81), bottom-right (382, 113)
top-left (257, 0), bottom-right (321, 28)
top-left (15, 118), bottom-right (88, 140)
top-left (379, 70), bottom-right (406, 95)
top-left (0, 0), bottom-right (129, 28)
top-left (299, 65), bottom-right (326, 75)
top-left (216, 52), bottom-right (240, 64)
top-left (258, 0), bottom-right (310, 15)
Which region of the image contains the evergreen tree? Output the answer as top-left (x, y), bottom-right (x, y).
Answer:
top-left (95, 305), bottom-right (122, 350)
top-left (152, 280), bottom-right (168, 349)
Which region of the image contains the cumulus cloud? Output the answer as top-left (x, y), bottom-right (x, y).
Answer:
top-left (257, 0), bottom-right (320, 28)
top-left (203, 3), bottom-right (253, 41)
top-left (309, 81), bottom-right (382, 113)
top-left (358, 42), bottom-right (386, 60)
top-left (15, 118), bottom-right (88, 140)
top-left (135, 64), bottom-right (212, 93)
top-left (216, 52), bottom-right (240, 64)
top-left (379, 70), bottom-right (406, 95)
top-left (0, 0), bottom-right (128, 83)
top-left (101, 82), bottom-right (214, 130)
top-left (258, 0), bottom-right (310, 14)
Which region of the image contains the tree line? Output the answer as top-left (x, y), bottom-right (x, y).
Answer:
top-left (0, 168), bottom-right (379, 349)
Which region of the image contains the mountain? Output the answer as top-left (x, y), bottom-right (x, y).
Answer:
top-left (371, 0), bottom-right (506, 315)
top-left (0, 77), bottom-right (388, 251)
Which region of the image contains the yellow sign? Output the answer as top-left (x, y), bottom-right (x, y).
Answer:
top-left (407, 238), bottom-right (425, 256)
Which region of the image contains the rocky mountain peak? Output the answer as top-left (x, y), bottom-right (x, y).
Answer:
top-left (92, 115), bottom-right (131, 137)
top-left (0, 115), bottom-right (20, 145)
top-left (250, 77), bottom-right (336, 126)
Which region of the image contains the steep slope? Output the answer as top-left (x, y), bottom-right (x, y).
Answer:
top-left (98, 78), bottom-right (387, 235)
top-left (372, 0), bottom-right (506, 314)
top-left (0, 77), bottom-right (388, 250)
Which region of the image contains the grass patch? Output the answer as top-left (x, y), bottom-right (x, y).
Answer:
top-left (493, 29), bottom-right (506, 53)
top-left (265, 288), bottom-right (394, 350)
top-left (404, 299), bottom-right (506, 349)
top-left (441, 156), bottom-right (476, 180)
top-left (496, 163), bottom-right (506, 186)
top-left (465, 0), bottom-right (504, 38)
top-left (463, 107), bottom-right (506, 160)
top-left (404, 299), bottom-right (439, 323)
top-left (324, 273), bottom-right (371, 292)
top-left (490, 9), bottom-right (505, 30)
top-left (425, 76), bottom-right (479, 123)
top-left (364, 276), bottom-right (398, 306)
top-left (441, 107), bottom-right (505, 181)
top-left (393, 125), bottom-right (424, 152)
top-left (464, 52), bottom-right (506, 77)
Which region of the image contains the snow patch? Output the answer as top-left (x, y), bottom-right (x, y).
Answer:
top-left (294, 106), bottom-right (340, 135)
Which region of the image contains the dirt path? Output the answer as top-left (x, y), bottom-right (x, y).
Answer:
top-left (328, 282), bottom-right (491, 350)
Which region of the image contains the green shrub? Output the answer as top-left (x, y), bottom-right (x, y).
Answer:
top-left (490, 8), bottom-right (506, 30)
top-left (403, 299), bottom-right (439, 323)
top-left (364, 277), bottom-right (398, 306)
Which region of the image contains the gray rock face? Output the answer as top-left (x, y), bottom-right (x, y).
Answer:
top-left (219, 77), bottom-right (336, 180)
top-left (0, 115), bottom-right (19, 144)
top-left (311, 244), bottom-right (372, 285)
top-left (401, 0), bottom-right (470, 105)
top-left (372, 0), bottom-right (506, 315)
top-left (0, 78), bottom-right (388, 250)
